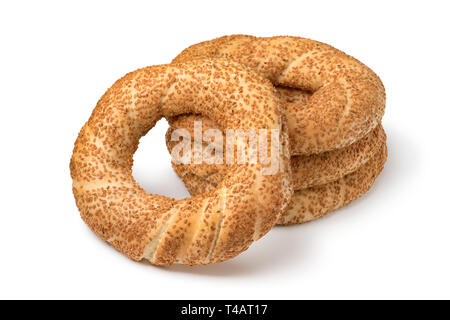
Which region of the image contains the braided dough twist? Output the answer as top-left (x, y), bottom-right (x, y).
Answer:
top-left (70, 59), bottom-right (292, 265)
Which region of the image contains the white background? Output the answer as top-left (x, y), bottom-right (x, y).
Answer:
top-left (1, 0), bottom-right (449, 300)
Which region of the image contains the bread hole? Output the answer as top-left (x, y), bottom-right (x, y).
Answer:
top-left (132, 118), bottom-right (191, 200)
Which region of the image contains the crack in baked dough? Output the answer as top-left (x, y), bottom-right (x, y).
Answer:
top-left (175, 197), bottom-right (211, 264)
top-left (206, 187), bottom-right (226, 263)
top-left (142, 208), bottom-right (178, 262)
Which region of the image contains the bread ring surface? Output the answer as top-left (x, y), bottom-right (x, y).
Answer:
top-left (172, 35), bottom-right (386, 155)
top-left (166, 115), bottom-right (385, 190)
top-left (279, 143), bottom-right (387, 224)
top-left (70, 59), bottom-right (292, 266)
top-left (174, 139), bottom-right (387, 225)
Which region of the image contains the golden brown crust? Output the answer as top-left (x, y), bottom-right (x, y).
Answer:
top-left (172, 35), bottom-right (386, 155)
top-left (290, 125), bottom-right (385, 189)
top-left (279, 142), bottom-right (387, 224)
top-left (174, 139), bottom-right (387, 225)
top-left (70, 59), bottom-right (292, 265)
top-left (166, 114), bottom-right (386, 190)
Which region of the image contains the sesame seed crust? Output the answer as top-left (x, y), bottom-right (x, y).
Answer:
top-left (172, 35), bottom-right (386, 155)
top-left (174, 137), bottom-right (387, 225)
top-left (70, 59), bottom-right (293, 266)
top-left (166, 115), bottom-right (385, 191)
top-left (279, 142), bottom-right (387, 224)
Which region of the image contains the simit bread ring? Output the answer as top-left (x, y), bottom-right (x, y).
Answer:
top-left (173, 139), bottom-right (387, 225)
top-left (172, 35), bottom-right (386, 155)
top-left (166, 115), bottom-right (385, 190)
top-left (279, 143), bottom-right (387, 224)
top-left (70, 59), bottom-right (293, 266)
